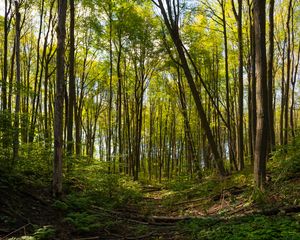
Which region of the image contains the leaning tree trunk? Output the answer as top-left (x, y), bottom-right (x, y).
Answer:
top-left (156, 0), bottom-right (226, 176)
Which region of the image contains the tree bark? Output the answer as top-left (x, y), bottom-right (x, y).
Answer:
top-left (232, 0), bottom-right (244, 170)
top-left (253, 0), bottom-right (268, 190)
top-left (284, 0), bottom-right (293, 145)
top-left (267, 0), bottom-right (275, 151)
top-left (2, 0), bottom-right (11, 111)
top-left (13, 0), bottom-right (21, 162)
top-left (53, 0), bottom-right (67, 197)
top-left (28, 0), bottom-right (45, 143)
top-left (67, 0), bottom-right (75, 156)
top-left (220, 0), bottom-right (236, 171)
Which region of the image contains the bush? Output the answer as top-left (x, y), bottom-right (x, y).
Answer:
top-left (64, 212), bottom-right (102, 233)
top-left (184, 215), bottom-right (300, 240)
top-left (270, 137), bottom-right (300, 181)
top-left (33, 225), bottom-right (56, 240)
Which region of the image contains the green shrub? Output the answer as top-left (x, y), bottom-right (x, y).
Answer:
top-left (52, 200), bottom-right (69, 211)
top-left (270, 138), bottom-right (300, 182)
top-left (64, 212), bottom-right (102, 233)
top-left (184, 215), bottom-right (300, 240)
top-left (33, 225), bottom-right (56, 240)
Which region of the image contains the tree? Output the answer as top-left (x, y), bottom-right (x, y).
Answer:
top-left (67, 0), bottom-right (75, 156)
top-left (267, 0), bottom-right (275, 151)
top-left (253, 0), bottom-right (268, 190)
top-left (53, 0), bottom-right (67, 197)
top-left (153, 0), bottom-right (226, 176)
top-left (13, 0), bottom-right (21, 162)
top-left (232, 0), bottom-right (244, 170)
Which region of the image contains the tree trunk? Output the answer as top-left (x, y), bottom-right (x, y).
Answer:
top-left (13, 0), bottom-right (21, 162)
top-left (107, 1), bottom-right (113, 173)
top-left (290, 43), bottom-right (300, 138)
top-left (220, 0), bottom-right (235, 171)
top-left (2, 0), bottom-right (10, 110)
top-left (156, 0), bottom-right (226, 176)
top-left (267, 0), bottom-right (275, 151)
top-left (53, 0), bottom-right (67, 197)
top-left (232, 0), bottom-right (244, 170)
top-left (29, 0), bottom-right (45, 143)
top-left (253, 0), bottom-right (268, 190)
top-left (284, 0), bottom-right (293, 145)
top-left (67, 0), bottom-right (75, 156)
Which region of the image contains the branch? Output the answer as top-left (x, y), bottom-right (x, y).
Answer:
top-left (231, 0), bottom-right (238, 21)
top-left (151, 0), bottom-right (160, 8)
top-left (182, 44), bottom-right (229, 129)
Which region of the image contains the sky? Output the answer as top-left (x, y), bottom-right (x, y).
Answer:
top-left (0, 0), bottom-right (4, 17)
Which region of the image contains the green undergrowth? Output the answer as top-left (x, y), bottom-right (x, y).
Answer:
top-left (51, 162), bottom-right (143, 234)
top-left (182, 214), bottom-right (300, 240)
top-left (158, 136), bottom-right (300, 211)
top-left (159, 169), bottom-right (253, 211)
top-left (2, 136), bottom-right (300, 239)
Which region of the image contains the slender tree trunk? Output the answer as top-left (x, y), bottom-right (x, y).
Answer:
top-left (284, 0), bottom-right (293, 145)
top-left (232, 0), bottom-right (244, 170)
top-left (53, 0), bottom-right (67, 197)
top-left (267, 0), bottom-right (275, 150)
top-left (13, 0), bottom-right (21, 162)
top-left (290, 44), bottom-right (300, 138)
top-left (116, 37), bottom-right (123, 173)
top-left (2, 0), bottom-right (10, 110)
top-left (237, 0), bottom-right (244, 170)
top-left (8, 42), bottom-right (15, 114)
top-left (67, 0), bottom-right (75, 156)
top-left (107, 1), bottom-right (113, 173)
top-left (2, 0), bottom-right (11, 149)
top-left (248, 0), bottom-right (257, 165)
top-left (280, 39), bottom-right (286, 145)
top-left (289, 8), bottom-right (297, 138)
top-left (220, 0), bottom-right (236, 170)
top-left (148, 101), bottom-right (154, 181)
top-left (28, 0), bottom-right (44, 143)
top-left (44, 1), bottom-right (55, 146)
top-left (177, 68), bottom-right (200, 179)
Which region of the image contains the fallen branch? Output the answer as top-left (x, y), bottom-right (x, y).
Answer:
top-left (124, 231), bottom-right (155, 240)
top-left (74, 237), bottom-right (100, 240)
top-left (260, 205), bottom-right (300, 216)
top-left (174, 198), bottom-right (204, 206)
top-left (1, 223), bottom-right (32, 240)
top-left (92, 204), bottom-right (300, 228)
top-left (91, 206), bottom-right (176, 226)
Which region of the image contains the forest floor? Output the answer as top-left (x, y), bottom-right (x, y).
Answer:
top-left (1, 166), bottom-right (300, 240)
top-left (1, 146), bottom-right (300, 239)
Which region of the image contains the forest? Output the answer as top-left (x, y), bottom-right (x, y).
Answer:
top-left (0, 0), bottom-right (300, 239)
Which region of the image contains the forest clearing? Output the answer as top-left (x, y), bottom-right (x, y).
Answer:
top-left (0, 0), bottom-right (300, 239)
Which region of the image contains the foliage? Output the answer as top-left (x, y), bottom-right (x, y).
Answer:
top-left (66, 162), bottom-right (142, 207)
top-left (270, 137), bottom-right (300, 182)
top-left (17, 144), bottom-right (52, 176)
top-left (183, 215), bottom-right (300, 240)
top-left (64, 212), bottom-right (103, 233)
top-left (33, 226), bottom-right (56, 240)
